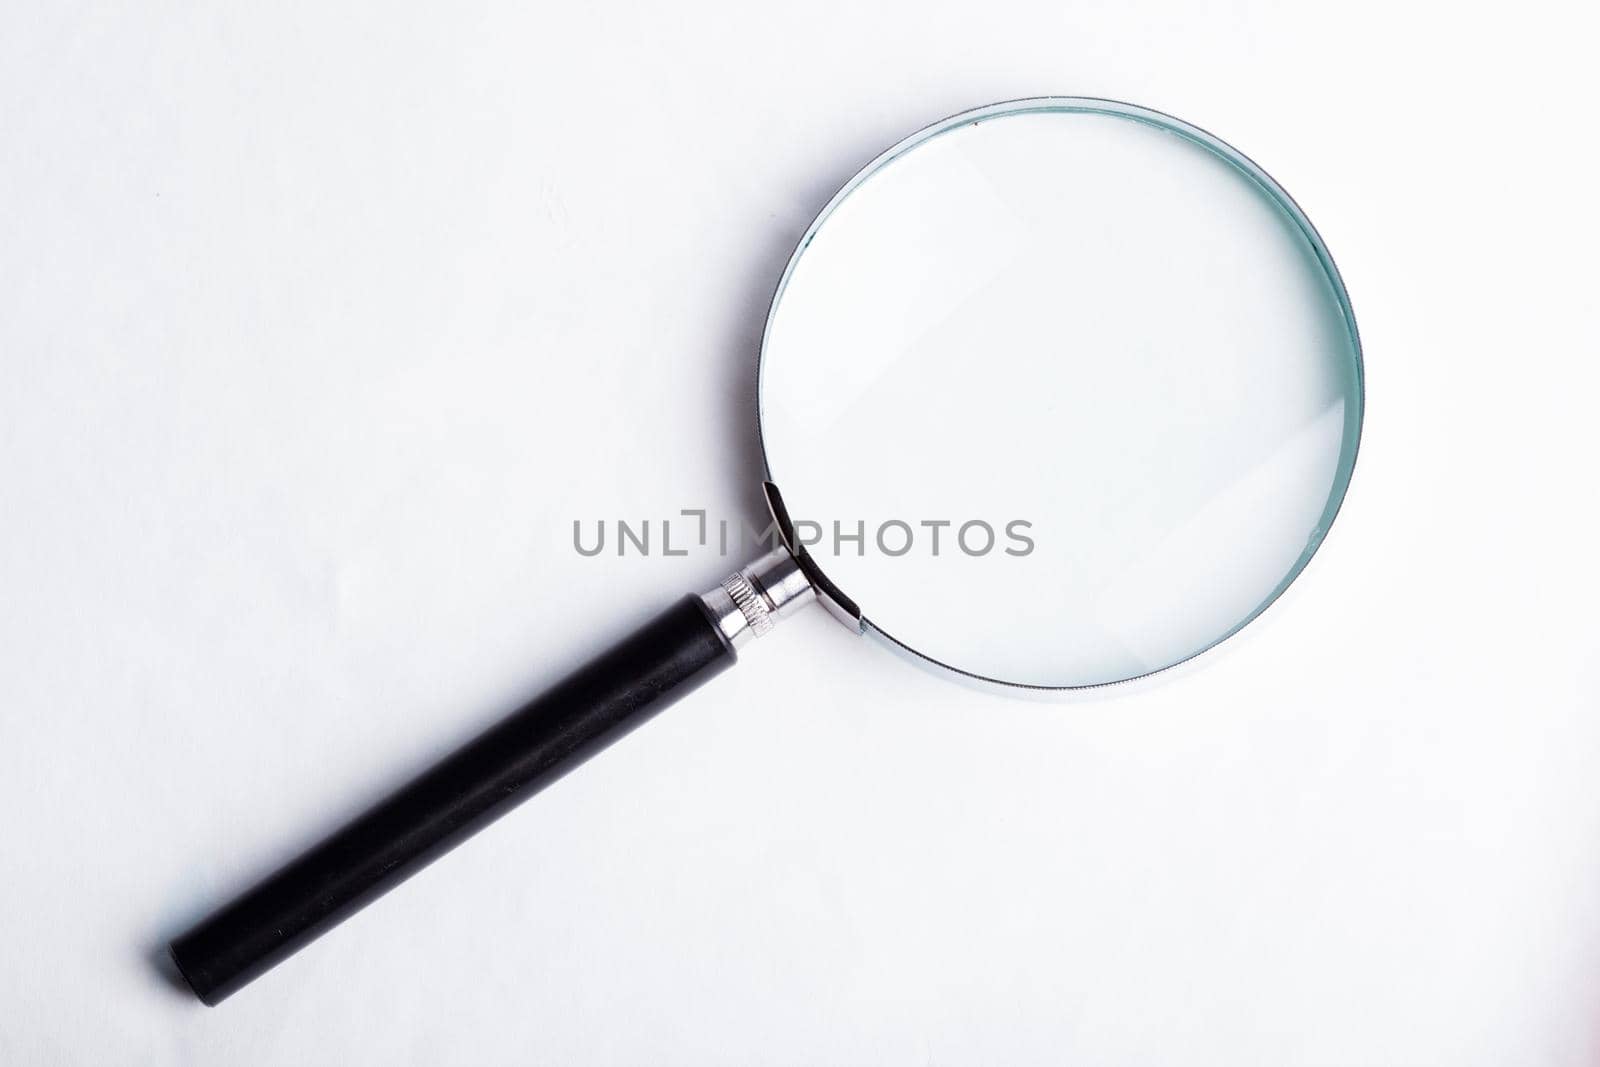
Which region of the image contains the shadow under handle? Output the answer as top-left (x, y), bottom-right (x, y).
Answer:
top-left (170, 591), bottom-right (745, 1005)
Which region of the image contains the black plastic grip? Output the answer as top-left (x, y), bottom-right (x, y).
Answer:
top-left (170, 594), bottom-right (736, 1005)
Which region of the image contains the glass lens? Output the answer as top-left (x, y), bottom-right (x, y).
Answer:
top-left (758, 99), bottom-right (1362, 688)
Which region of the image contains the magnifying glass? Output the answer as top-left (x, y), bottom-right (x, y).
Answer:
top-left (170, 97), bottom-right (1363, 1003)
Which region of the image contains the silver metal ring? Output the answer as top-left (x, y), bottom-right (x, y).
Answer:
top-left (721, 571), bottom-right (774, 638)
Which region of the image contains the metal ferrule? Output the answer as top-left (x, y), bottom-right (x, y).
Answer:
top-left (699, 548), bottom-right (815, 649)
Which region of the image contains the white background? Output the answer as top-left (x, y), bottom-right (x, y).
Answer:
top-left (2, 1), bottom-right (1597, 1064)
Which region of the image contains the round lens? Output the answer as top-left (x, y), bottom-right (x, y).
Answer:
top-left (758, 99), bottom-right (1362, 688)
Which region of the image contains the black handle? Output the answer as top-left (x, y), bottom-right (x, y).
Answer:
top-left (170, 594), bottom-right (736, 1005)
